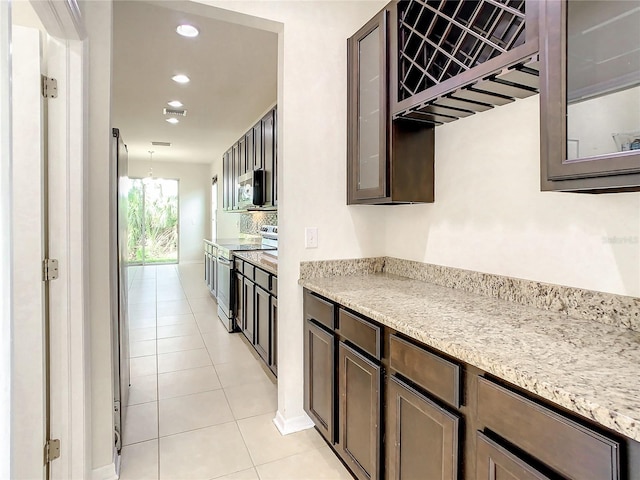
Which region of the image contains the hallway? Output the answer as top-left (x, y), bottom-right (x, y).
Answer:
top-left (119, 264), bottom-right (351, 479)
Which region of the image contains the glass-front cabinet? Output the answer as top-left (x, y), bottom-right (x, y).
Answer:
top-left (348, 10), bottom-right (388, 203)
top-left (540, 0), bottom-right (640, 191)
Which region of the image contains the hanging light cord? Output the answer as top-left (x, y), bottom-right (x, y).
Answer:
top-left (148, 150), bottom-right (154, 179)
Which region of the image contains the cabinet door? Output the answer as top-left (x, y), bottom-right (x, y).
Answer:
top-left (540, 0), bottom-right (640, 191)
top-left (253, 122), bottom-right (263, 170)
top-left (232, 143), bottom-right (240, 210)
top-left (245, 130), bottom-right (254, 173)
top-left (262, 109), bottom-right (275, 205)
top-left (222, 151), bottom-right (230, 210)
top-left (347, 11), bottom-right (388, 203)
top-left (243, 277), bottom-right (254, 342)
top-left (386, 375), bottom-right (460, 480)
top-left (338, 342), bottom-right (381, 480)
top-left (304, 319), bottom-right (335, 444)
top-left (238, 137), bottom-right (246, 177)
top-left (270, 296), bottom-right (277, 375)
top-left (204, 251), bottom-right (210, 285)
top-left (211, 248), bottom-right (217, 296)
top-left (254, 286), bottom-right (270, 363)
top-left (476, 432), bottom-right (550, 480)
top-left (234, 272), bottom-right (244, 331)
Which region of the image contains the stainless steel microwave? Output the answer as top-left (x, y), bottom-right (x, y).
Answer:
top-left (236, 169), bottom-right (266, 210)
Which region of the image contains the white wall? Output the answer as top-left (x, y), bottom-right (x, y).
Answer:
top-left (128, 160), bottom-right (211, 263)
top-left (0, 3), bottom-right (10, 477)
top-left (383, 95), bottom-right (640, 297)
top-left (195, 0), bottom-right (388, 432)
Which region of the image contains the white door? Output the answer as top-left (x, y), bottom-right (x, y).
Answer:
top-left (11, 24), bottom-right (47, 480)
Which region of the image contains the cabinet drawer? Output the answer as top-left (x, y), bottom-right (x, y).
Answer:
top-left (244, 263), bottom-right (254, 281)
top-left (337, 309), bottom-right (381, 360)
top-left (271, 276), bottom-right (277, 297)
top-left (234, 258), bottom-right (243, 272)
top-left (255, 268), bottom-right (270, 292)
top-left (303, 290), bottom-right (334, 330)
top-left (476, 377), bottom-right (620, 480)
top-left (389, 335), bottom-right (460, 408)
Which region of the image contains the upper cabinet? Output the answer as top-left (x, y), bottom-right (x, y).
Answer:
top-left (540, 0), bottom-right (640, 192)
top-left (222, 107), bottom-right (278, 211)
top-left (390, 0), bottom-right (541, 124)
top-left (347, 8), bottom-right (435, 205)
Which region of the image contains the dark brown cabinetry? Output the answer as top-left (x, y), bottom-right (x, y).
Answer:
top-left (476, 432), bottom-right (550, 480)
top-left (540, 0), bottom-right (640, 192)
top-left (347, 9), bottom-right (435, 205)
top-left (262, 109), bottom-right (277, 206)
top-left (222, 107), bottom-right (278, 211)
top-left (390, 0), bottom-right (541, 121)
top-left (233, 257), bottom-right (277, 375)
top-left (234, 269), bottom-right (244, 331)
top-left (387, 375), bottom-right (460, 480)
top-left (204, 242), bottom-right (217, 297)
top-left (242, 276), bottom-right (254, 342)
top-left (270, 296), bottom-right (278, 375)
top-left (338, 342), bottom-right (381, 480)
top-left (302, 288), bottom-right (635, 480)
top-left (304, 316), bottom-right (335, 444)
top-left (254, 285), bottom-right (270, 363)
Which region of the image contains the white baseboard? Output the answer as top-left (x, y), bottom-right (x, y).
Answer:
top-left (273, 411), bottom-right (315, 435)
top-left (179, 260), bottom-right (204, 265)
top-left (91, 462), bottom-right (117, 480)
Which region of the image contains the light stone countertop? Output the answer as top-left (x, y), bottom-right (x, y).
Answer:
top-left (233, 250), bottom-right (278, 276)
top-left (299, 272), bottom-right (640, 443)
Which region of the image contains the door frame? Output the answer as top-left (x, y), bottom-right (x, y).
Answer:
top-left (26, 1), bottom-right (90, 479)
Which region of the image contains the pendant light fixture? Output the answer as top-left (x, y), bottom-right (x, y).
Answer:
top-left (146, 150), bottom-right (154, 183)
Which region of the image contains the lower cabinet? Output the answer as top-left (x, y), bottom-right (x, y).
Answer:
top-left (242, 277), bottom-right (254, 342)
top-left (302, 288), bottom-right (633, 480)
top-left (270, 296), bottom-right (278, 375)
top-left (476, 432), bottom-right (550, 480)
top-left (234, 270), bottom-right (244, 331)
top-left (232, 257), bottom-right (278, 376)
top-left (254, 286), bottom-right (270, 363)
top-left (386, 375), bottom-right (459, 480)
top-left (304, 318), bottom-right (335, 444)
top-left (338, 342), bottom-right (381, 480)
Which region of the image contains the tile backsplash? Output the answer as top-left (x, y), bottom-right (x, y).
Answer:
top-left (240, 212), bottom-right (278, 235)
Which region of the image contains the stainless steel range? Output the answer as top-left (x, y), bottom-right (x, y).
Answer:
top-left (216, 226), bottom-right (278, 332)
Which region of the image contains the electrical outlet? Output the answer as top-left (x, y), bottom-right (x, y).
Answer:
top-left (305, 227), bottom-right (318, 248)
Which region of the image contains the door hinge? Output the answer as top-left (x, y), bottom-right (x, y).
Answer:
top-left (43, 258), bottom-right (59, 281)
top-left (44, 439), bottom-right (60, 464)
top-left (41, 75), bottom-right (58, 98)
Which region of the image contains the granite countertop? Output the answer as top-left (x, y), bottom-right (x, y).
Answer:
top-left (299, 272), bottom-right (640, 443)
top-left (234, 250), bottom-right (278, 276)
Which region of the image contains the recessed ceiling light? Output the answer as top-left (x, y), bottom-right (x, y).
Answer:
top-left (176, 24), bottom-right (199, 38)
top-left (166, 118), bottom-right (179, 124)
top-left (172, 74), bottom-right (190, 84)
top-left (168, 100), bottom-right (183, 107)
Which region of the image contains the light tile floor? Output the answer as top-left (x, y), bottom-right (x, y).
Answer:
top-left (120, 264), bottom-right (352, 480)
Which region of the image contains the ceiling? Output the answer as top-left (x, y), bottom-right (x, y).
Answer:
top-left (112, 1), bottom-right (278, 164)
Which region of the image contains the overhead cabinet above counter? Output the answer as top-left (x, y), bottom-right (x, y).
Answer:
top-left (347, 0), bottom-right (640, 200)
top-left (223, 107), bottom-right (277, 212)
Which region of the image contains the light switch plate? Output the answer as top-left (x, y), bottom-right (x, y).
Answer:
top-left (305, 227), bottom-right (318, 248)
